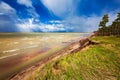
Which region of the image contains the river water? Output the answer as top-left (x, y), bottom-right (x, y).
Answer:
top-left (0, 33), bottom-right (91, 80)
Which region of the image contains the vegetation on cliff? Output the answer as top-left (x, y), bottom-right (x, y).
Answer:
top-left (34, 36), bottom-right (120, 80)
top-left (97, 12), bottom-right (120, 36)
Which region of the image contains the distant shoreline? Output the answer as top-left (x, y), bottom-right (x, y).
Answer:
top-left (0, 32), bottom-right (92, 38)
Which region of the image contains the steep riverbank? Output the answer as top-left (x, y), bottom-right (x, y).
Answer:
top-left (9, 34), bottom-right (95, 80)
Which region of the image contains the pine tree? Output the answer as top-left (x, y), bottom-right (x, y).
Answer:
top-left (97, 12), bottom-right (120, 36)
top-left (99, 14), bottom-right (109, 28)
top-left (115, 12), bottom-right (120, 35)
top-left (111, 12), bottom-right (120, 35)
top-left (98, 14), bottom-right (109, 35)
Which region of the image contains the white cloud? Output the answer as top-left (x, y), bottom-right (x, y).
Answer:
top-left (26, 8), bottom-right (39, 18)
top-left (65, 15), bottom-right (101, 32)
top-left (49, 20), bottom-right (63, 24)
top-left (0, 1), bottom-right (18, 32)
top-left (1, 1), bottom-right (119, 32)
top-left (16, 18), bottom-right (66, 32)
top-left (65, 11), bottom-right (120, 32)
top-left (40, 23), bottom-right (65, 32)
top-left (0, 2), bottom-right (16, 14)
top-left (17, 0), bottom-right (32, 7)
top-left (41, 0), bottom-right (101, 32)
top-left (16, 18), bottom-right (39, 32)
top-left (41, 0), bottom-right (80, 18)
top-left (106, 12), bottom-right (118, 26)
top-left (17, 0), bottom-right (39, 19)
top-left (16, 12), bottom-right (119, 32)
top-left (41, 0), bottom-right (120, 32)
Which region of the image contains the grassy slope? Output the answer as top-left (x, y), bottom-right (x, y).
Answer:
top-left (35, 36), bottom-right (120, 80)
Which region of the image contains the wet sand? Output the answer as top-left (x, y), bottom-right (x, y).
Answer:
top-left (0, 48), bottom-right (50, 80)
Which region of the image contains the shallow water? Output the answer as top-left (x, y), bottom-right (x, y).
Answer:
top-left (0, 33), bottom-right (91, 80)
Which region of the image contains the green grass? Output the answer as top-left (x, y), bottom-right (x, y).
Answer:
top-left (35, 36), bottom-right (120, 80)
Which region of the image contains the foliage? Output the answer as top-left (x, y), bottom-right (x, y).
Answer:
top-left (97, 12), bottom-right (120, 36)
top-left (99, 14), bottom-right (109, 28)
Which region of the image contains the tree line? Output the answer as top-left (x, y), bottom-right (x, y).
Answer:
top-left (97, 12), bottom-right (120, 36)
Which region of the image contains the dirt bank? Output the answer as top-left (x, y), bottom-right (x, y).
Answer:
top-left (9, 34), bottom-right (95, 80)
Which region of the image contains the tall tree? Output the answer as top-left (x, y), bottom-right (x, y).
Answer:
top-left (111, 12), bottom-right (120, 35)
top-left (99, 14), bottom-right (109, 28)
top-left (115, 12), bottom-right (120, 35)
top-left (115, 12), bottom-right (120, 22)
top-left (98, 14), bottom-right (109, 36)
top-left (97, 12), bottom-right (120, 36)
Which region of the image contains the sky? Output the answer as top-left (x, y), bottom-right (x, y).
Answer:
top-left (0, 0), bottom-right (120, 32)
